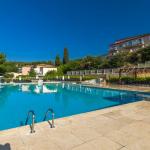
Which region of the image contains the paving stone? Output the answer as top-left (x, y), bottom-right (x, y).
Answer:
top-left (126, 137), bottom-right (150, 150)
top-left (71, 125), bottom-right (101, 142)
top-left (120, 122), bottom-right (150, 138)
top-left (104, 130), bottom-right (141, 146)
top-left (46, 129), bottom-right (84, 150)
top-left (72, 137), bottom-right (122, 150)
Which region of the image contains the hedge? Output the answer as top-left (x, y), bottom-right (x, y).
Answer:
top-left (107, 76), bottom-right (150, 85)
top-left (43, 75), bottom-right (98, 81)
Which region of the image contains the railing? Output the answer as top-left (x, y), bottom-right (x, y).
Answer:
top-left (25, 110), bottom-right (36, 133)
top-left (67, 69), bottom-right (121, 76)
top-left (67, 63), bottom-right (150, 76)
top-left (43, 108), bottom-right (55, 128)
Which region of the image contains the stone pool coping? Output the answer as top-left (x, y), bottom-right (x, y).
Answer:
top-left (0, 100), bottom-right (150, 150)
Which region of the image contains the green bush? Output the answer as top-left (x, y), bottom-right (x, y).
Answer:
top-left (43, 75), bottom-right (98, 81)
top-left (29, 69), bottom-right (36, 77)
top-left (4, 73), bottom-right (14, 78)
top-left (107, 76), bottom-right (150, 85)
top-left (3, 78), bottom-right (12, 83)
top-left (107, 77), bottom-right (120, 83)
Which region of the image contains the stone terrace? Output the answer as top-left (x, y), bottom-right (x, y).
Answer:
top-left (0, 100), bottom-right (150, 150)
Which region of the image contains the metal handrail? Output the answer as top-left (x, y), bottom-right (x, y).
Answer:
top-left (43, 108), bottom-right (55, 128)
top-left (25, 110), bottom-right (36, 133)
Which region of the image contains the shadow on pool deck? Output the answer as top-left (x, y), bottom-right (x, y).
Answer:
top-left (0, 143), bottom-right (11, 150)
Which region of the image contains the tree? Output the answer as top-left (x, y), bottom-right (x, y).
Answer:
top-left (0, 53), bottom-right (6, 64)
top-left (108, 52), bottom-right (126, 68)
top-left (140, 46), bottom-right (150, 62)
top-left (79, 56), bottom-right (103, 69)
top-left (0, 65), bottom-right (6, 74)
top-left (4, 73), bottom-right (14, 78)
top-left (55, 55), bottom-right (61, 66)
top-left (63, 48), bottom-right (69, 64)
top-left (44, 68), bottom-right (63, 78)
top-left (2, 62), bottom-right (18, 72)
top-left (29, 68), bottom-right (36, 77)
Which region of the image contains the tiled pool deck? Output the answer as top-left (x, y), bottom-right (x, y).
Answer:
top-left (0, 100), bottom-right (150, 150)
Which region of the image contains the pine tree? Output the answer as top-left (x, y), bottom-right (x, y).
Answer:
top-left (63, 48), bottom-right (69, 64)
top-left (55, 55), bottom-right (61, 66)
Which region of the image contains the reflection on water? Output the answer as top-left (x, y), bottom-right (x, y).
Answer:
top-left (0, 83), bottom-right (144, 99)
top-left (21, 85), bottom-right (30, 92)
top-left (21, 84), bottom-right (58, 94)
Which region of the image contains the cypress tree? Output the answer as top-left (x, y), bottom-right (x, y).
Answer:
top-left (55, 55), bottom-right (61, 66)
top-left (63, 48), bottom-right (69, 64)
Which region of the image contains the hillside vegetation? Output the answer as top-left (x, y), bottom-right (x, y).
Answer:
top-left (0, 46), bottom-right (150, 76)
top-left (57, 46), bottom-right (150, 74)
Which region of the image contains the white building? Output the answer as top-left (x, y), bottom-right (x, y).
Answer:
top-left (109, 34), bottom-right (150, 56)
top-left (34, 64), bottom-right (57, 76)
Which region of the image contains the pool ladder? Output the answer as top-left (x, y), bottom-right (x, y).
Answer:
top-left (43, 108), bottom-right (55, 128)
top-left (25, 108), bottom-right (55, 133)
top-left (25, 110), bottom-right (36, 133)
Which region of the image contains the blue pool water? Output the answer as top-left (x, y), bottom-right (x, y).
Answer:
top-left (0, 83), bottom-right (145, 130)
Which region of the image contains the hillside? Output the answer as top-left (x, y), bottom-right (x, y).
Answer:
top-left (58, 46), bottom-right (150, 73)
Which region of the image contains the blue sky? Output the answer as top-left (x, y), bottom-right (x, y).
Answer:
top-left (0, 0), bottom-right (149, 61)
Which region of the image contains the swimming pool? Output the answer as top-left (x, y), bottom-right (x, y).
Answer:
top-left (0, 83), bottom-right (145, 131)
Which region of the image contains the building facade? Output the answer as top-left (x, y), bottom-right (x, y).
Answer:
top-left (21, 65), bottom-right (33, 76)
top-left (21, 64), bottom-right (57, 76)
top-left (34, 64), bottom-right (57, 76)
top-left (109, 34), bottom-right (150, 56)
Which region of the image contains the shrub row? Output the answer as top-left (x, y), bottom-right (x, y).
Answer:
top-left (43, 75), bottom-right (97, 81)
top-left (1, 75), bottom-right (97, 83)
top-left (107, 76), bottom-right (150, 85)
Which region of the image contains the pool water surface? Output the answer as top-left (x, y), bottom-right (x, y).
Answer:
top-left (0, 83), bottom-right (145, 130)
